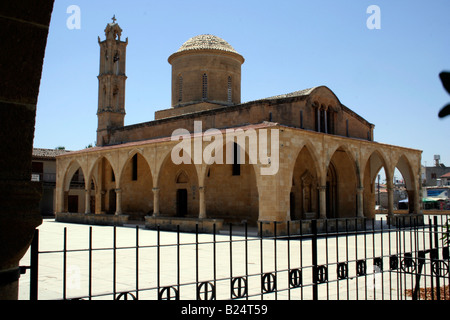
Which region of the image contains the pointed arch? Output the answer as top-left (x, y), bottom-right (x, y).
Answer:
top-left (393, 154), bottom-right (417, 213)
top-left (394, 154), bottom-right (415, 191)
top-left (291, 144), bottom-right (321, 219)
top-left (87, 155), bottom-right (118, 214)
top-left (326, 145), bottom-right (358, 218)
top-left (203, 138), bottom-right (259, 225)
top-left (62, 159), bottom-right (87, 214)
top-left (118, 150), bottom-right (154, 219)
top-left (63, 159), bottom-right (84, 192)
top-left (362, 149), bottom-right (390, 218)
top-left (158, 146), bottom-right (199, 217)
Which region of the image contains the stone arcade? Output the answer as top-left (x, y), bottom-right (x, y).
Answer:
top-left (55, 18), bottom-right (423, 235)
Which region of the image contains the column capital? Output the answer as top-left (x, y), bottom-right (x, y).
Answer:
top-left (317, 185), bottom-right (327, 191)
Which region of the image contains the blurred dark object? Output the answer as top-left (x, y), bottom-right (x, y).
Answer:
top-left (439, 72), bottom-right (450, 118)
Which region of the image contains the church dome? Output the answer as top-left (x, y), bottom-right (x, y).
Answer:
top-left (168, 34), bottom-right (244, 108)
top-left (176, 34), bottom-right (239, 54)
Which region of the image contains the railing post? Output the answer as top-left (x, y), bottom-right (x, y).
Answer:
top-left (30, 229), bottom-right (39, 301)
top-left (433, 216), bottom-right (441, 300)
top-left (312, 219), bottom-right (318, 300)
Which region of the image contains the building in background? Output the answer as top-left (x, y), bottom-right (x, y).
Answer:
top-left (422, 155), bottom-right (450, 187)
top-left (32, 148), bottom-right (69, 216)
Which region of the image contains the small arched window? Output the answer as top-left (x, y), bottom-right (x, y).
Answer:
top-left (227, 76), bottom-right (232, 103)
top-left (202, 73), bottom-right (208, 100)
top-left (232, 142), bottom-right (241, 176)
top-left (178, 75), bottom-right (183, 102)
top-left (176, 170), bottom-right (189, 184)
top-left (113, 86), bottom-right (119, 110)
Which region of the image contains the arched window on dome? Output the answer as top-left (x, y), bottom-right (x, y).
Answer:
top-left (227, 76), bottom-right (232, 103)
top-left (202, 73), bottom-right (208, 100)
top-left (178, 75), bottom-right (183, 102)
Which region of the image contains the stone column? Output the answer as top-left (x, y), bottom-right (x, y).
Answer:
top-left (324, 108), bottom-right (328, 134)
top-left (85, 189), bottom-right (91, 214)
top-left (115, 188), bottom-right (122, 215)
top-left (56, 188), bottom-right (65, 213)
top-left (318, 186), bottom-right (327, 219)
top-left (356, 187), bottom-right (364, 217)
top-left (152, 187), bottom-right (160, 216)
top-left (414, 189), bottom-right (421, 215)
top-left (199, 186), bottom-right (206, 219)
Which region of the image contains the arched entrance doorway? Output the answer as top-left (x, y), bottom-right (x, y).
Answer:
top-left (363, 150), bottom-right (389, 218)
top-left (326, 147), bottom-right (358, 218)
top-left (291, 146), bottom-right (319, 220)
top-left (158, 155), bottom-right (199, 218)
top-left (63, 160), bottom-right (93, 214)
top-left (89, 156), bottom-right (117, 215)
top-left (395, 155), bottom-right (416, 213)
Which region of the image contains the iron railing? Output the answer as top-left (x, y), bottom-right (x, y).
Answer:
top-left (20, 215), bottom-right (449, 301)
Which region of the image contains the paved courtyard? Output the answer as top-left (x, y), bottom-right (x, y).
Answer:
top-left (17, 217), bottom-right (440, 300)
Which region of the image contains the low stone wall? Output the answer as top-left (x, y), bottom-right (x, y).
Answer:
top-left (145, 216), bottom-right (224, 233)
top-left (55, 212), bottom-right (129, 226)
top-left (386, 213), bottom-right (424, 227)
top-left (259, 217), bottom-right (367, 236)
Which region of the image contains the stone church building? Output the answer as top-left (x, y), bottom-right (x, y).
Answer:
top-left (55, 19), bottom-right (423, 234)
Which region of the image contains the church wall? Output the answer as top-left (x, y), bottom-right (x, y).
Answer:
top-left (336, 109), bottom-right (373, 140)
top-left (155, 102), bottom-right (226, 120)
top-left (205, 162), bottom-right (259, 225)
top-left (108, 95), bottom-right (373, 147)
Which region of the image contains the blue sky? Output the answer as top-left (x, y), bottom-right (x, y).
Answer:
top-left (34, 0), bottom-right (450, 170)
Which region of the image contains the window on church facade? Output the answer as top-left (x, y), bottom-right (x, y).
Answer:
top-left (314, 104), bottom-right (334, 134)
top-left (178, 75), bottom-right (183, 102)
top-left (232, 142), bottom-right (241, 176)
top-left (227, 76), bottom-right (232, 103)
top-left (132, 154), bottom-right (138, 181)
top-left (202, 73), bottom-right (208, 100)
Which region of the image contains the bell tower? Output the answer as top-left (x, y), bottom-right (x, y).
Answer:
top-left (97, 16), bottom-right (128, 146)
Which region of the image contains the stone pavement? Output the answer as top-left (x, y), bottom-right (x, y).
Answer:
top-left (17, 217), bottom-right (426, 300)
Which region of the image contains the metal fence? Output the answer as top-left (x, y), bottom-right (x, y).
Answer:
top-left (20, 215), bottom-right (449, 300)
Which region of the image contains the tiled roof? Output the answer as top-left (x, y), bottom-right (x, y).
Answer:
top-left (177, 34), bottom-right (239, 54)
top-left (262, 87), bottom-right (318, 101)
top-left (33, 148), bottom-right (70, 159)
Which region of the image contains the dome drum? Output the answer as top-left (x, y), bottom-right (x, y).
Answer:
top-left (169, 35), bottom-right (244, 108)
